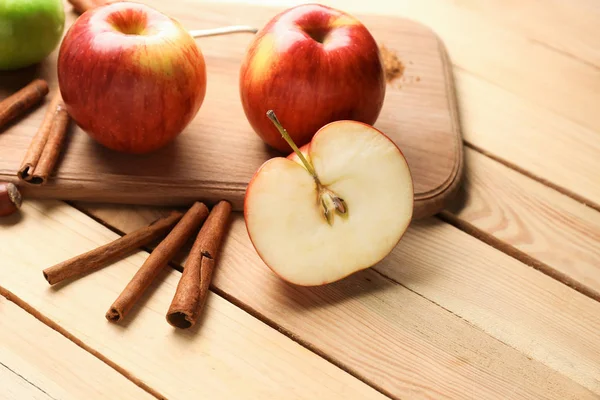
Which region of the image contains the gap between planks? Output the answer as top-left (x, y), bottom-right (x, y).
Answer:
top-left (437, 211), bottom-right (600, 303)
top-left (368, 267), bottom-right (546, 361)
top-left (0, 287), bottom-right (167, 400)
top-left (428, 141), bottom-right (600, 304)
top-left (67, 201), bottom-right (399, 400)
top-left (211, 285), bottom-right (399, 400)
top-left (0, 359), bottom-right (57, 400)
top-left (464, 142), bottom-right (600, 213)
top-left (528, 38), bottom-right (600, 73)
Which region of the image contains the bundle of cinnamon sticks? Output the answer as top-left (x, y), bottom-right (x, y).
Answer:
top-left (0, 79), bottom-right (72, 186)
top-left (18, 90), bottom-right (71, 185)
top-left (44, 200), bottom-right (232, 329)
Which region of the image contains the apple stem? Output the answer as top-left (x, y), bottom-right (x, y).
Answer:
top-left (266, 110), bottom-right (319, 181)
top-left (189, 25), bottom-right (258, 38)
top-left (266, 110), bottom-right (348, 225)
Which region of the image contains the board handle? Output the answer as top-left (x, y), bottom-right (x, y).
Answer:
top-left (190, 25), bottom-right (258, 38)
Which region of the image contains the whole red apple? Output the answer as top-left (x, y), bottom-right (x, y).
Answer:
top-left (239, 4), bottom-right (385, 152)
top-left (58, 2), bottom-right (206, 154)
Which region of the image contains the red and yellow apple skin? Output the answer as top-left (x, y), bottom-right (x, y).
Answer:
top-left (239, 4), bottom-right (386, 152)
top-left (57, 2), bottom-right (206, 154)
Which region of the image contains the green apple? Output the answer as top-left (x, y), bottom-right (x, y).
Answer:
top-left (0, 0), bottom-right (65, 70)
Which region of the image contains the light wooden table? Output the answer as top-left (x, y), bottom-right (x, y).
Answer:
top-left (1, 0), bottom-right (600, 399)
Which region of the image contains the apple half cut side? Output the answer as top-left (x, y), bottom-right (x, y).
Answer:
top-left (244, 113), bottom-right (414, 286)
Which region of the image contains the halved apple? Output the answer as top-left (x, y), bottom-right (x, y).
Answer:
top-left (244, 112), bottom-right (414, 286)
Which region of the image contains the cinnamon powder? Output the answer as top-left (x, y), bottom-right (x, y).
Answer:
top-left (380, 45), bottom-right (405, 83)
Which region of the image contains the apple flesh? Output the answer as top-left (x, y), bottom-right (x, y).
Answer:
top-left (239, 4), bottom-right (386, 152)
top-left (57, 2), bottom-right (206, 154)
top-left (0, 0), bottom-right (65, 70)
top-left (245, 114), bottom-right (413, 286)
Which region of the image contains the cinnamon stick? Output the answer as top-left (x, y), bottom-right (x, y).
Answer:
top-left (32, 103), bottom-right (70, 184)
top-left (167, 201), bottom-right (232, 329)
top-left (18, 92), bottom-right (69, 184)
top-left (106, 202), bottom-right (209, 323)
top-left (0, 79), bottom-right (49, 131)
top-left (68, 0), bottom-right (121, 14)
top-left (43, 211), bottom-right (184, 285)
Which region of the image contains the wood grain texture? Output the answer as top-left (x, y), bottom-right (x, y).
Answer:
top-left (443, 147), bottom-right (600, 301)
top-left (443, 0), bottom-right (600, 68)
top-left (0, 297), bottom-right (153, 400)
top-left (453, 70), bottom-right (600, 209)
top-left (0, 201), bottom-right (387, 400)
top-left (79, 203), bottom-right (600, 398)
top-left (378, 218), bottom-right (600, 393)
top-left (0, 366), bottom-right (52, 400)
top-left (0, 1), bottom-right (463, 219)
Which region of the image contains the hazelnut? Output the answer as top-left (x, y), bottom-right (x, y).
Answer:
top-left (0, 182), bottom-right (22, 217)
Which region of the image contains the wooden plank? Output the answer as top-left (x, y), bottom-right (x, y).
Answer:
top-left (0, 298), bottom-right (155, 400)
top-left (443, 147), bottom-right (600, 301)
top-left (377, 219), bottom-right (600, 393)
top-left (453, 70), bottom-right (600, 208)
top-left (0, 1), bottom-right (463, 219)
top-left (0, 366), bottom-right (52, 400)
top-left (0, 202), bottom-right (388, 400)
top-left (77, 202), bottom-right (600, 398)
top-left (232, 217), bottom-right (600, 394)
top-left (441, 0), bottom-right (600, 68)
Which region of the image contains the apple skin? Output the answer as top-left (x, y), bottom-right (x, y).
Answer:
top-left (0, 0), bottom-right (65, 70)
top-left (287, 143), bottom-right (309, 163)
top-left (57, 2), bottom-right (206, 154)
top-left (239, 4), bottom-right (386, 152)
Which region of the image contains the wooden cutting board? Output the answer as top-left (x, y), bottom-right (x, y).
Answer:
top-left (0, 0), bottom-right (463, 219)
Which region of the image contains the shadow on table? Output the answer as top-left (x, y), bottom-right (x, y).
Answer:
top-left (263, 262), bottom-right (402, 312)
top-left (0, 209), bottom-right (23, 226)
top-left (0, 64), bottom-right (45, 93)
top-left (258, 217), bottom-right (447, 312)
top-left (0, 199), bottom-right (66, 228)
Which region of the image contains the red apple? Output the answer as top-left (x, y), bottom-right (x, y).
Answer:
top-left (239, 4), bottom-right (386, 152)
top-left (57, 2), bottom-right (206, 154)
top-left (245, 112), bottom-right (413, 286)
